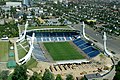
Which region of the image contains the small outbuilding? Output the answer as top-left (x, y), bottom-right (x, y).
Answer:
top-left (9, 52), bottom-right (14, 57)
top-left (7, 60), bottom-right (16, 68)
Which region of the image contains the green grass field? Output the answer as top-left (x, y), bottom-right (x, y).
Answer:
top-left (17, 45), bottom-right (26, 59)
top-left (20, 25), bottom-right (70, 31)
top-left (0, 41), bottom-right (9, 62)
top-left (44, 42), bottom-right (84, 61)
top-left (27, 25), bottom-right (69, 30)
top-left (25, 58), bottom-right (38, 70)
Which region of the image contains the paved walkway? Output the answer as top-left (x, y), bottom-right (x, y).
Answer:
top-left (9, 38), bottom-right (20, 65)
top-left (19, 43), bottom-right (28, 52)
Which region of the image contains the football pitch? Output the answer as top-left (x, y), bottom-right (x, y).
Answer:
top-left (44, 42), bottom-right (84, 61)
top-left (0, 41), bottom-right (9, 61)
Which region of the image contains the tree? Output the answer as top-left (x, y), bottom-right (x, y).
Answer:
top-left (31, 10), bottom-right (35, 16)
top-left (55, 74), bottom-right (63, 80)
top-left (10, 6), bottom-right (16, 18)
top-left (12, 65), bottom-right (28, 80)
top-left (113, 61), bottom-right (120, 80)
top-left (6, 13), bottom-right (9, 18)
top-left (66, 74), bottom-right (74, 80)
top-left (0, 70), bottom-right (9, 80)
top-left (113, 72), bottom-right (120, 80)
top-left (29, 72), bottom-right (42, 80)
top-left (42, 69), bottom-right (54, 80)
top-left (58, 18), bottom-right (64, 25)
top-left (23, 13), bottom-right (27, 22)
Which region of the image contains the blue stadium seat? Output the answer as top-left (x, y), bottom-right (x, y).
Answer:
top-left (37, 38), bottom-right (42, 41)
top-left (66, 37), bottom-right (71, 40)
top-left (83, 47), bottom-right (95, 54)
top-left (73, 38), bottom-right (81, 43)
top-left (50, 37), bottom-right (54, 41)
top-left (43, 37), bottom-right (46, 41)
top-left (27, 32), bottom-right (79, 42)
top-left (46, 37), bottom-right (49, 41)
top-left (79, 43), bottom-right (90, 49)
top-left (74, 40), bottom-right (86, 46)
top-left (58, 37), bottom-right (62, 41)
top-left (54, 37), bottom-right (58, 41)
top-left (88, 50), bottom-right (100, 58)
top-left (51, 33), bottom-right (53, 36)
top-left (61, 37), bottom-right (65, 40)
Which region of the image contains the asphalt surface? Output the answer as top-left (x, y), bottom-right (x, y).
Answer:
top-left (72, 23), bottom-right (120, 55)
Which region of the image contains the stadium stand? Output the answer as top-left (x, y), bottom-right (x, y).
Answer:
top-left (26, 32), bottom-right (79, 42)
top-left (32, 43), bottom-right (48, 61)
top-left (73, 38), bottom-right (100, 58)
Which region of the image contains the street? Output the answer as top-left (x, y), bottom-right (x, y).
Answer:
top-left (73, 23), bottom-right (120, 56)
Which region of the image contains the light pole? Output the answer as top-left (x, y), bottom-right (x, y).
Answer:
top-left (16, 21), bottom-right (28, 43)
top-left (103, 32), bottom-right (113, 57)
top-left (82, 21), bottom-right (90, 41)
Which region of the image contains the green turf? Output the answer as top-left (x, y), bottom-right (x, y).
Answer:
top-left (0, 41), bottom-right (9, 61)
top-left (44, 42), bottom-right (84, 61)
top-left (20, 40), bottom-right (29, 47)
top-left (25, 58), bottom-right (38, 69)
top-left (7, 74), bottom-right (12, 80)
top-left (17, 45), bottom-right (26, 59)
top-left (27, 25), bottom-right (70, 30)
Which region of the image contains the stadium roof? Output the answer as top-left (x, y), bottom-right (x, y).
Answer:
top-left (26, 28), bottom-right (78, 32)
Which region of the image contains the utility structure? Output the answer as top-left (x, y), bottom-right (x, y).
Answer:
top-left (82, 22), bottom-right (90, 41)
top-left (19, 33), bottom-right (35, 64)
top-left (16, 21), bottom-right (28, 43)
top-left (103, 32), bottom-right (113, 57)
top-left (17, 23), bottom-right (21, 38)
top-left (82, 22), bottom-right (113, 57)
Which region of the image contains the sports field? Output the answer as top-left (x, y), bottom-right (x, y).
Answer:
top-left (0, 41), bottom-right (9, 61)
top-left (44, 42), bottom-right (84, 61)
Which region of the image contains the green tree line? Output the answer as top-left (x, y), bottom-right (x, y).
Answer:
top-left (4, 65), bottom-right (74, 80)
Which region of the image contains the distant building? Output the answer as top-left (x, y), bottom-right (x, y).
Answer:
top-left (53, 0), bottom-right (58, 4)
top-left (59, 0), bottom-right (63, 3)
top-left (1, 6), bottom-right (10, 11)
top-left (0, 19), bottom-right (5, 25)
top-left (6, 2), bottom-right (22, 7)
top-left (31, 7), bottom-right (43, 16)
top-left (23, 0), bottom-right (31, 7)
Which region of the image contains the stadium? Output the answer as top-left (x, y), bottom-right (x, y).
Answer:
top-left (24, 27), bottom-right (100, 63)
top-left (16, 22), bottom-right (113, 79)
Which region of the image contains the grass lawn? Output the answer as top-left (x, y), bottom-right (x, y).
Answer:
top-left (17, 45), bottom-right (26, 59)
top-left (25, 46), bottom-right (29, 51)
top-left (27, 25), bottom-right (70, 30)
top-left (25, 58), bottom-right (38, 69)
top-left (7, 74), bottom-right (12, 80)
top-left (44, 42), bottom-right (84, 61)
top-left (0, 41), bottom-right (9, 62)
top-left (20, 40), bottom-right (29, 47)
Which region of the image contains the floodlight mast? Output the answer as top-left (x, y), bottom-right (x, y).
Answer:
top-left (19, 33), bottom-right (35, 65)
top-left (103, 32), bottom-right (113, 57)
top-left (17, 23), bottom-right (21, 38)
top-left (82, 22), bottom-right (90, 41)
top-left (16, 21), bottom-right (28, 43)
